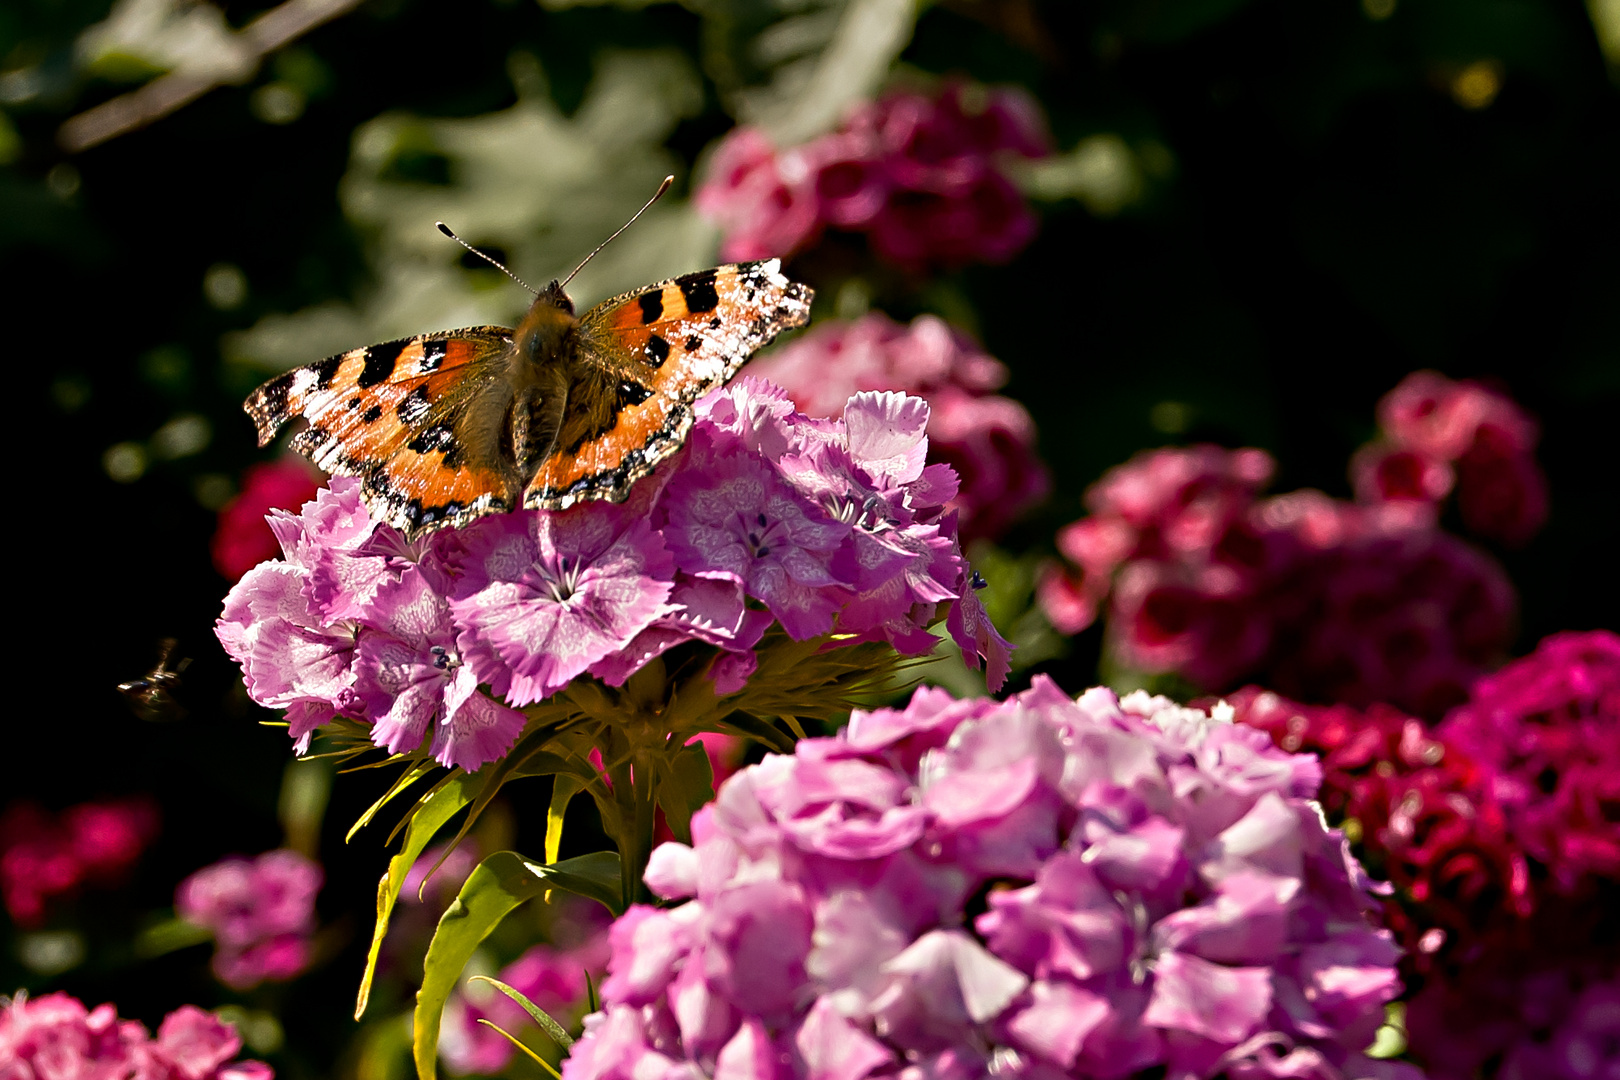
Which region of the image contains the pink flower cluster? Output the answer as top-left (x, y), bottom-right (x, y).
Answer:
top-left (562, 679), bottom-right (1416, 1080)
top-left (212, 458), bottom-right (323, 582)
top-left (1223, 687), bottom-right (1524, 954)
top-left (697, 84), bottom-right (1050, 270)
top-left (217, 382), bottom-right (1009, 772)
top-left (0, 797), bottom-right (158, 926)
top-left (1351, 371), bottom-right (1548, 547)
top-left (1437, 630), bottom-right (1620, 893)
top-left (442, 901), bottom-right (612, 1075)
top-left (0, 994), bottom-right (271, 1080)
top-left (1227, 633), bottom-right (1620, 1079)
top-left (176, 849), bottom-right (322, 990)
top-left (1037, 445), bottom-right (1517, 718)
top-left (747, 313), bottom-right (1049, 541)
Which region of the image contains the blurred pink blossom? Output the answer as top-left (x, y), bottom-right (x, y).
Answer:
top-left (698, 83), bottom-right (1050, 271)
top-left (0, 796), bottom-right (158, 926)
top-left (0, 994), bottom-right (271, 1080)
top-left (212, 458), bottom-right (323, 581)
top-left (177, 849), bottom-right (322, 989)
top-left (1038, 445), bottom-right (1516, 718)
top-left (1353, 371), bottom-right (1548, 547)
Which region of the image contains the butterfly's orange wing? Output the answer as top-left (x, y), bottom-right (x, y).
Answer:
top-left (523, 259), bottom-right (813, 510)
top-left (243, 328), bottom-right (519, 534)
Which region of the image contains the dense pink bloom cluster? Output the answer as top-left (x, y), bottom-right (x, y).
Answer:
top-left (176, 849), bottom-right (322, 989)
top-left (216, 383), bottom-right (1009, 772)
top-left (1227, 637), bottom-right (1620, 1080)
top-left (1437, 630), bottom-right (1620, 892)
top-left (1037, 445), bottom-right (1516, 718)
top-left (212, 458), bottom-right (323, 581)
top-left (1223, 687), bottom-right (1523, 953)
top-left (0, 993), bottom-right (271, 1080)
top-left (1351, 371), bottom-right (1548, 547)
top-left (0, 797), bottom-right (158, 926)
top-left (747, 313), bottom-right (1049, 541)
top-left (697, 84), bottom-right (1050, 270)
top-left (563, 679), bottom-right (1417, 1080)
top-left (442, 900), bottom-right (612, 1075)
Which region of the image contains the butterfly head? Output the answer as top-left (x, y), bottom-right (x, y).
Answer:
top-left (514, 281), bottom-right (577, 358)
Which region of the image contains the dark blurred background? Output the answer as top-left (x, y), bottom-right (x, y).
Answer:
top-left (2, 0), bottom-right (1615, 1075)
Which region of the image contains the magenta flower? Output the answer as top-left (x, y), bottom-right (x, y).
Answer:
top-left (749, 313), bottom-right (1048, 541)
top-left (1438, 629), bottom-right (1620, 890)
top-left (1353, 370), bottom-right (1549, 547)
top-left (565, 680), bottom-right (1414, 1080)
top-left (0, 993), bottom-right (272, 1080)
top-left (1038, 443), bottom-right (1516, 718)
top-left (211, 457), bottom-right (322, 582)
top-left (356, 568), bottom-right (526, 769)
top-left (0, 797), bottom-right (158, 927)
top-left (696, 83), bottom-right (1051, 271)
top-left (177, 849), bottom-right (322, 990)
top-left (662, 428), bottom-right (852, 641)
top-left (219, 382), bottom-right (1011, 772)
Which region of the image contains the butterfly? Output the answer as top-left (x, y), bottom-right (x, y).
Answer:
top-left (244, 189), bottom-right (813, 539)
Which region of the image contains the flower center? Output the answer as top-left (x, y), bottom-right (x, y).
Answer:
top-left (544, 556), bottom-right (583, 604)
top-left (428, 645), bottom-right (461, 672)
top-left (742, 511), bottom-right (779, 559)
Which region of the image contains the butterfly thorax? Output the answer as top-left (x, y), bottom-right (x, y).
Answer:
top-left (460, 287), bottom-right (578, 495)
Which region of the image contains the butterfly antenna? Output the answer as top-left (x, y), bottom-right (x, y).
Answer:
top-left (557, 175), bottom-right (675, 291)
top-left (435, 222), bottom-right (539, 296)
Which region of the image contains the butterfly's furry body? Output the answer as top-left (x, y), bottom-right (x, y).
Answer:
top-left (246, 259), bottom-right (813, 538)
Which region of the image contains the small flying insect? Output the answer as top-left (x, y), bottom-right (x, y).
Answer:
top-left (118, 638), bottom-right (191, 722)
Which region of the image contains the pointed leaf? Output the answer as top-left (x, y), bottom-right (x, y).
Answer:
top-left (355, 770), bottom-right (482, 1020)
top-left (469, 975), bottom-right (574, 1049)
top-left (413, 850), bottom-right (622, 1080)
top-left (474, 1019), bottom-right (561, 1079)
top-left (714, 709), bottom-right (795, 753)
top-left (546, 776), bottom-right (584, 866)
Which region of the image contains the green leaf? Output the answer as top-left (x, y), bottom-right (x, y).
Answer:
top-left (473, 1019), bottom-right (560, 1079)
top-left (713, 709), bottom-right (796, 753)
top-left (355, 772), bottom-right (480, 1020)
top-left (469, 975), bottom-right (574, 1050)
top-left (654, 740), bottom-right (714, 845)
top-left (413, 851), bottom-right (622, 1080)
top-left (545, 776), bottom-right (584, 866)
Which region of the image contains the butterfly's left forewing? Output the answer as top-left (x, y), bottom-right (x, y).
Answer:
top-left (523, 259), bottom-right (813, 509)
top-left (244, 328), bottom-right (519, 535)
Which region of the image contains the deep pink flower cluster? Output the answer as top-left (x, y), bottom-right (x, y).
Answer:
top-left (562, 679), bottom-right (1417, 1080)
top-left (697, 84), bottom-right (1050, 270)
top-left (747, 313), bottom-right (1049, 541)
top-left (212, 458), bottom-right (323, 582)
top-left (1037, 445), bottom-right (1516, 718)
top-left (1351, 371), bottom-right (1548, 547)
top-left (176, 849), bottom-right (322, 990)
top-left (216, 383), bottom-right (1009, 772)
top-left (1437, 630), bottom-right (1620, 893)
top-left (1227, 637), bottom-right (1620, 1080)
top-left (1223, 687), bottom-right (1525, 954)
top-left (0, 797), bottom-right (158, 926)
top-left (442, 900), bottom-right (612, 1075)
top-left (0, 994), bottom-right (271, 1080)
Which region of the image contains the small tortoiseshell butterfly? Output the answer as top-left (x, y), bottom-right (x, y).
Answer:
top-left (244, 185), bottom-right (813, 538)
